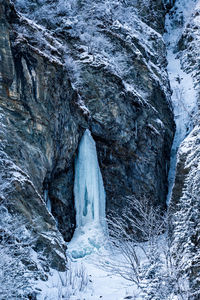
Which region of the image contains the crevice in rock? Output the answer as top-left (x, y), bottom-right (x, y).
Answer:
top-left (43, 166), bottom-right (76, 242)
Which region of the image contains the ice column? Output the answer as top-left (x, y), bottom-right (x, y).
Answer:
top-left (74, 129), bottom-right (106, 228)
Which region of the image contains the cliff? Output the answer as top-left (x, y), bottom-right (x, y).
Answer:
top-left (1, 0), bottom-right (199, 298)
top-left (0, 0), bottom-right (174, 246)
top-left (167, 0), bottom-right (200, 297)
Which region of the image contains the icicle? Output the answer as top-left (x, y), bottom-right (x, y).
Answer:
top-left (47, 197), bottom-right (52, 213)
top-left (44, 189), bottom-right (52, 213)
top-left (74, 129), bottom-right (106, 229)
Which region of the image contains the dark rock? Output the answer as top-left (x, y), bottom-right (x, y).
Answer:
top-left (0, 0), bottom-right (79, 270)
top-left (0, 0), bottom-right (175, 273)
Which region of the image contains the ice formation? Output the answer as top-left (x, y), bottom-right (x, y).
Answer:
top-left (44, 190), bottom-right (52, 213)
top-left (68, 130), bottom-right (106, 258)
top-left (74, 129), bottom-right (106, 228)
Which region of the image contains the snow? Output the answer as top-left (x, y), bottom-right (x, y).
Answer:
top-left (36, 250), bottom-right (138, 300)
top-left (164, 0), bottom-right (199, 205)
top-left (76, 94), bottom-right (90, 116)
top-left (71, 255), bottom-right (137, 300)
top-left (178, 125), bottom-right (200, 168)
top-left (12, 0), bottom-right (170, 109)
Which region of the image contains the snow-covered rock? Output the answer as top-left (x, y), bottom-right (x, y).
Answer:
top-left (165, 0), bottom-right (200, 297)
top-left (6, 0), bottom-right (175, 231)
top-left (1, 0), bottom-right (199, 297)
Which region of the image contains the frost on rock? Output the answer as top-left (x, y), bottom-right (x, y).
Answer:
top-left (171, 125), bottom-right (200, 296)
top-left (164, 0), bottom-right (199, 205)
top-left (12, 0), bottom-right (171, 107)
top-left (165, 0), bottom-right (200, 296)
top-left (69, 129), bottom-right (106, 259)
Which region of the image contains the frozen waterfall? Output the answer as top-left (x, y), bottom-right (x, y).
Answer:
top-left (74, 129), bottom-right (106, 228)
top-left (68, 129), bottom-right (106, 259)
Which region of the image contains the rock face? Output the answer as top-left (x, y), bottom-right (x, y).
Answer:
top-left (167, 1), bottom-right (200, 298)
top-left (170, 126), bottom-right (200, 298)
top-left (0, 0), bottom-right (175, 272)
top-left (0, 0), bottom-right (79, 269)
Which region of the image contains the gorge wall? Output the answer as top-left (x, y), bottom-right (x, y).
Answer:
top-left (166, 0), bottom-right (200, 296)
top-left (2, 1), bottom-right (199, 296)
top-left (0, 0), bottom-right (174, 252)
top-left (1, 0), bottom-right (200, 297)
